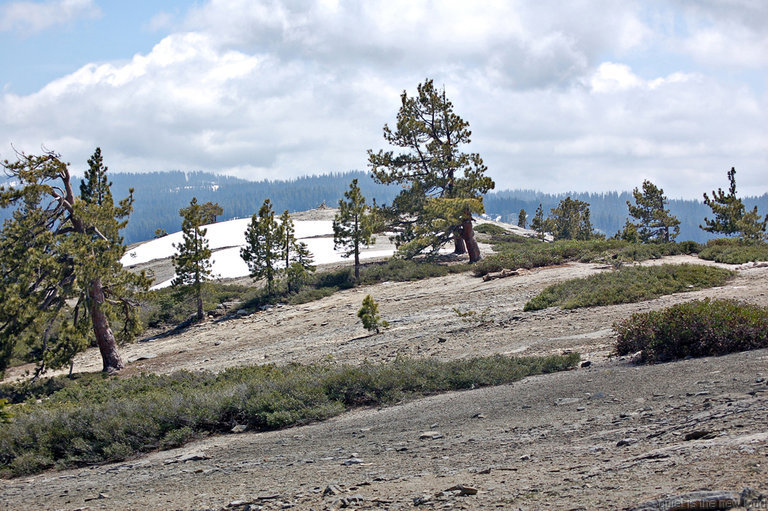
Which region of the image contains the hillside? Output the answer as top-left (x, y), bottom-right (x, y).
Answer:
top-left (2, 248), bottom-right (767, 509)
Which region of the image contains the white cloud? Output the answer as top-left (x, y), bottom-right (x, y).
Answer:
top-left (0, 0), bottom-right (101, 34)
top-left (1, 0), bottom-right (766, 200)
top-left (671, 0), bottom-right (768, 68)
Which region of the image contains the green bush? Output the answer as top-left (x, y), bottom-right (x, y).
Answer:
top-left (474, 223), bottom-right (510, 236)
top-left (358, 295), bottom-right (388, 333)
top-left (524, 264), bottom-right (734, 311)
top-left (615, 299), bottom-right (768, 363)
top-left (698, 238), bottom-right (768, 264)
top-left (0, 352), bottom-right (579, 477)
top-left (475, 237), bottom-right (694, 277)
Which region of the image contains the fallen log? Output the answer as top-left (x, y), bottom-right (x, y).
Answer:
top-left (482, 268), bottom-right (519, 282)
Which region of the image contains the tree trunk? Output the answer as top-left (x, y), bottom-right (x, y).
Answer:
top-left (196, 286), bottom-right (204, 321)
top-left (354, 244), bottom-right (360, 283)
top-left (89, 278), bottom-right (124, 373)
top-left (462, 218), bottom-right (481, 263)
top-left (453, 233), bottom-right (467, 254)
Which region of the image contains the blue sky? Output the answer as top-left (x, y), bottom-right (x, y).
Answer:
top-left (1, 0), bottom-right (766, 199)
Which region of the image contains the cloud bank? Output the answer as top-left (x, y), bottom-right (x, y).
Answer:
top-left (1, 0), bottom-right (766, 198)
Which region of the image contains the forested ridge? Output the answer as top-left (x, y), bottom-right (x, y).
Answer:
top-left (2, 170), bottom-right (766, 244)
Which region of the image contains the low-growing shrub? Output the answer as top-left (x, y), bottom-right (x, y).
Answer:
top-left (0, 352), bottom-right (579, 477)
top-left (615, 299), bottom-right (768, 363)
top-left (474, 223), bottom-right (510, 236)
top-left (698, 238), bottom-right (768, 264)
top-left (524, 264), bottom-right (734, 311)
top-left (475, 237), bottom-right (695, 278)
top-left (360, 258), bottom-right (467, 284)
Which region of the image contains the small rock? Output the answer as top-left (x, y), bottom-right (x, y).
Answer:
top-left (342, 458), bottom-right (364, 465)
top-left (413, 495), bottom-right (432, 505)
top-left (323, 485), bottom-right (343, 496)
top-left (472, 413), bottom-right (486, 419)
top-left (335, 494), bottom-right (364, 508)
top-left (617, 438), bottom-right (637, 447)
top-left (437, 337), bottom-right (447, 343)
top-left (227, 500), bottom-right (251, 508)
top-left (519, 454), bottom-right (531, 461)
top-left (231, 424), bottom-right (248, 433)
top-left (419, 431), bottom-right (444, 440)
top-left (129, 353), bottom-right (157, 362)
top-left (555, 397), bottom-right (581, 406)
top-left (684, 430), bottom-right (716, 441)
top-left (580, 361), bottom-right (592, 368)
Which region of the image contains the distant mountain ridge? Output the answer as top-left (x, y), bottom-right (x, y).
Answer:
top-left (2, 171), bottom-right (766, 244)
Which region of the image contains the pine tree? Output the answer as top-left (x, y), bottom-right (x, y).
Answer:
top-left (0, 149), bottom-right (150, 376)
top-left (358, 295), bottom-right (388, 333)
top-left (80, 147), bottom-right (112, 206)
top-left (286, 241), bottom-right (315, 293)
top-left (548, 197), bottom-right (596, 241)
top-left (701, 168), bottom-right (767, 241)
top-left (517, 209), bottom-right (527, 229)
top-left (172, 198), bottom-right (215, 321)
top-left (200, 202), bottom-right (223, 225)
top-left (627, 180), bottom-right (680, 242)
top-left (279, 209), bottom-right (297, 269)
top-left (369, 78), bottom-right (495, 262)
top-left (241, 199), bottom-right (284, 295)
top-left (530, 203), bottom-right (546, 239)
top-left (333, 179), bottom-right (375, 282)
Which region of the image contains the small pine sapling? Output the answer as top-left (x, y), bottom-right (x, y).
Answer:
top-left (358, 295), bottom-right (388, 333)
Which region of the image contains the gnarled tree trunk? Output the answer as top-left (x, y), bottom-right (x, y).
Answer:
top-left (453, 232), bottom-right (467, 254)
top-left (89, 277), bottom-right (124, 372)
top-left (462, 218), bottom-right (481, 263)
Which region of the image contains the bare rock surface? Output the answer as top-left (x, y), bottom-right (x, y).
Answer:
top-left (2, 255), bottom-right (767, 509)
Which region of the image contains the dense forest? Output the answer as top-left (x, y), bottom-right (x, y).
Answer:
top-left (2, 170), bottom-right (766, 244)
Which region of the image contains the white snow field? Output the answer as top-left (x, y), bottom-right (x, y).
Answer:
top-left (121, 218), bottom-right (396, 289)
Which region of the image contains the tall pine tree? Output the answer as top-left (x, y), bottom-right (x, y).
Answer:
top-left (0, 149), bottom-right (150, 376)
top-left (369, 79), bottom-right (494, 262)
top-left (627, 180), bottom-right (680, 242)
top-left (701, 167), bottom-right (767, 241)
top-left (333, 179), bottom-right (375, 282)
top-left (241, 199), bottom-right (284, 295)
top-left (172, 198), bottom-right (215, 321)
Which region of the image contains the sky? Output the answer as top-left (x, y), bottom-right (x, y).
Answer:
top-left (1, 0), bottom-right (766, 199)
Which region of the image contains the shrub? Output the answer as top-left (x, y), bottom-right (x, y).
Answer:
top-left (0, 353), bottom-right (579, 477)
top-left (524, 264), bottom-right (734, 311)
top-left (615, 299), bottom-right (768, 363)
top-left (698, 238), bottom-right (768, 264)
top-left (359, 258), bottom-right (467, 284)
top-left (358, 295), bottom-right (388, 333)
top-left (475, 238), bottom-right (694, 278)
top-left (0, 398), bottom-right (12, 423)
top-left (474, 223), bottom-right (510, 236)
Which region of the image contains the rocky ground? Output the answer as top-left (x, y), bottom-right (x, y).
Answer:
top-left (2, 247), bottom-right (767, 510)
